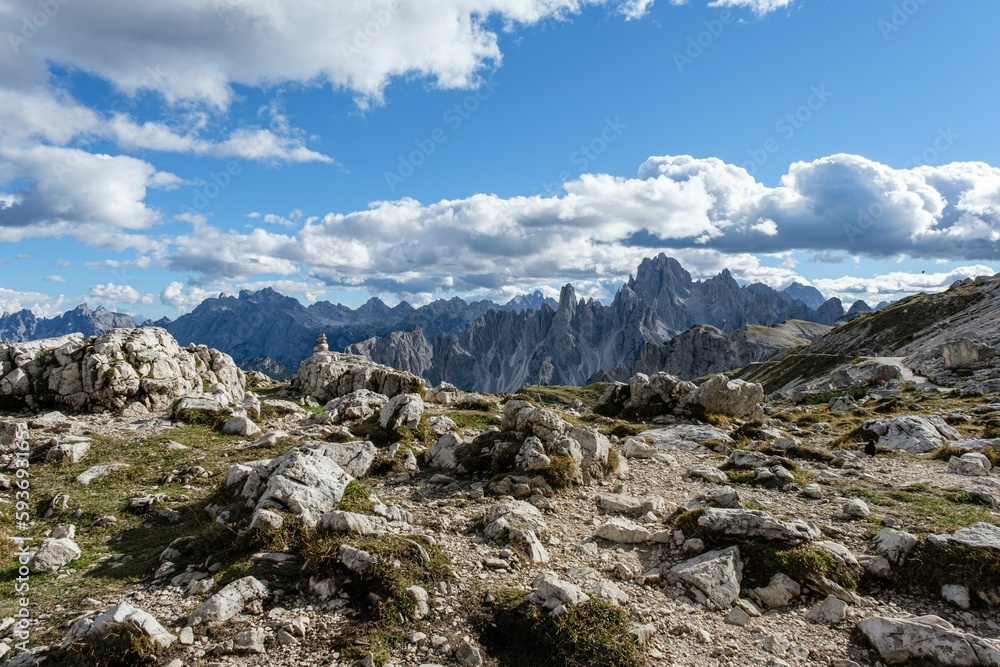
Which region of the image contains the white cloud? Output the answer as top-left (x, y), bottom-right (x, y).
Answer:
top-left (0, 145), bottom-right (179, 245)
top-left (813, 265), bottom-right (996, 305)
top-left (0, 287), bottom-right (70, 318)
top-left (160, 282), bottom-right (216, 312)
top-left (42, 275), bottom-right (66, 283)
top-left (141, 154), bottom-right (1000, 303)
top-left (88, 282), bottom-right (154, 306)
top-left (708, 0), bottom-right (795, 15)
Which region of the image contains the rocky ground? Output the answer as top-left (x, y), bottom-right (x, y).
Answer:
top-left (1, 334), bottom-right (1000, 667)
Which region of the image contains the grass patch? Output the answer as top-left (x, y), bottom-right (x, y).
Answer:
top-left (447, 410), bottom-right (501, 432)
top-left (542, 455), bottom-right (577, 489)
top-left (899, 539), bottom-right (1000, 602)
top-left (302, 533), bottom-right (451, 664)
top-left (839, 483), bottom-right (999, 533)
top-left (739, 541), bottom-right (853, 589)
top-left (800, 386), bottom-right (868, 406)
top-left (474, 589), bottom-right (644, 667)
top-left (63, 628), bottom-right (160, 667)
top-left (337, 480), bottom-right (376, 514)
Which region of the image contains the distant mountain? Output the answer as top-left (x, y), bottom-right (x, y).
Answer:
top-left (782, 282), bottom-right (827, 310)
top-left (348, 253), bottom-right (843, 392)
top-left (0, 304), bottom-right (137, 342)
top-left (804, 273), bottom-right (1000, 359)
top-left (500, 291), bottom-right (559, 313)
top-left (163, 287), bottom-right (502, 370)
top-left (634, 320), bottom-right (831, 380)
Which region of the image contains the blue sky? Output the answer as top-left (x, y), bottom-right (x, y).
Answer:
top-left (1, 0), bottom-right (998, 319)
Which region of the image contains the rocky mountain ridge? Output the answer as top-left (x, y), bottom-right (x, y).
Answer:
top-left (0, 304), bottom-right (137, 343)
top-left (350, 254), bottom-right (854, 392)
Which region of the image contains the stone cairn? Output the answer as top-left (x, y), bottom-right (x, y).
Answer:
top-left (315, 334), bottom-right (329, 353)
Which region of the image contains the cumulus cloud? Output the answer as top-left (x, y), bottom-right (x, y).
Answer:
top-left (145, 154), bottom-right (1000, 301)
top-left (813, 265), bottom-right (996, 305)
top-left (0, 145), bottom-right (179, 245)
top-left (160, 282), bottom-right (217, 312)
top-left (88, 282), bottom-right (154, 306)
top-left (0, 287), bottom-right (70, 318)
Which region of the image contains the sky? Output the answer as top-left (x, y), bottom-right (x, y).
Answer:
top-left (1, 0), bottom-right (999, 319)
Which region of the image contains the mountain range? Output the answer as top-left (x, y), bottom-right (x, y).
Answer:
top-left (347, 254), bottom-right (861, 392)
top-left (2, 254), bottom-right (881, 389)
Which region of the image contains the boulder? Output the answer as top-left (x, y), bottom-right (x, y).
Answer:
top-left (856, 615), bottom-right (1000, 666)
top-left (292, 351), bottom-right (423, 403)
top-left (928, 522), bottom-right (1000, 552)
top-left (598, 493), bottom-right (664, 517)
top-left (0, 328), bottom-right (244, 414)
top-left (222, 415), bottom-right (262, 437)
top-left (749, 573), bottom-right (800, 609)
top-left (188, 576), bottom-right (269, 626)
top-left (805, 595), bottom-right (848, 625)
top-left (697, 508), bottom-right (819, 544)
top-left (234, 445), bottom-right (355, 527)
top-left (28, 538), bottom-right (81, 573)
top-left (61, 602), bottom-right (175, 651)
top-left (693, 374), bottom-right (764, 418)
top-left (636, 425), bottom-right (735, 452)
top-left (948, 453), bottom-right (992, 476)
top-left (942, 339), bottom-right (996, 369)
top-left (424, 432), bottom-right (467, 470)
top-left (665, 546), bottom-right (743, 610)
top-left (378, 393), bottom-right (424, 430)
top-left (871, 528), bottom-right (918, 566)
top-left (526, 573), bottom-right (590, 612)
top-left (861, 416), bottom-right (960, 453)
top-left (44, 438), bottom-right (90, 464)
top-left (596, 518), bottom-right (650, 544)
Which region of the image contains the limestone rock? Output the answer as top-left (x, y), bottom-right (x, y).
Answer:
top-left (598, 492), bottom-right (664, 517)
top-left (223, 415), bottom-right (262, 437)
top-left (942, 338), bottom-right (996, 369)
top-left (424, 432), bottom-right (466, 470)
top-left (861, 416), bottom-right (960, 453)
top-left (0, 421), bottom-right (28, 454)
top-left (665, 546), bottom-right (743, 610)
top-left (928, 522), bottom-right (1000, 551)
top-left (75, 463), bottom-right (128, 485)
top-left (237, 445), bottom-right (355, 527)
top-left (805, 595), bottom-right (848, 625)
top-left (856, 615), bottom-right (1000, 666)
top-left (693, 374), bottom-right (764, 419)
top-left (697, 508), bottom-right (819, 544)
top-left (596, 518), bottom-right (650, 544)
top-left (871, 528), bottom-right (918, 566)
top-left (948, 453), bottom-right (993, 476)
top-left (61, 602), bottom-right (175, 651)
top-left (292, 351), bottom-right (423, 404)
top-left (188, 576), bottom-right (269, 626)
top-left (378, 392), bottom-right (424, 430)
top-left (527, 573), bottom-right (590, 612)
top-left (28, 538), bottom-right (81, 573)
top-left (0, 328), bottom-right (244, 414)
top-left (749, 573), bottom-right (801, 609)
